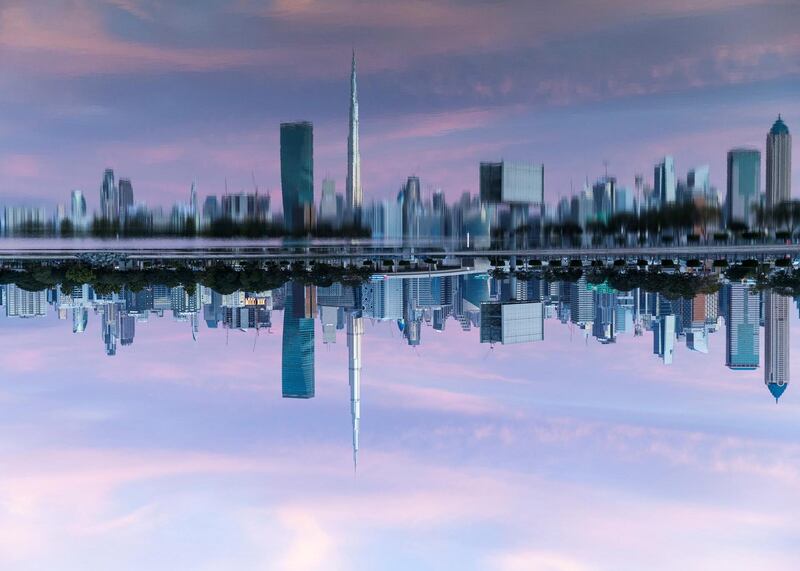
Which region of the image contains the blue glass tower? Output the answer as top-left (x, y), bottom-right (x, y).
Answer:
top-left (282, 283), bottom-right (316, 398)
top-left (726, 149), bottom-right (760, 228)
top-left (280, 122), bottom-right (314, 233)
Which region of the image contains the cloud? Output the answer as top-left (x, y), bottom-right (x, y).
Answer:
top-left (488, 550), bottom-right (593, 571)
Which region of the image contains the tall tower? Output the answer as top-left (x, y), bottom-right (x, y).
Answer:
top-left (347, 312), bottom-right (363, 471)
top-left (280, 122), bottom-right (314, 233)
top-left (766, 115), bottom-right (792, 213)
top-left (765, 291), bottom-right (790, 402)
top-left (346, 51), bottom-right (362, 213)
top-left (100, 169), bottom-right (117, 220)
top-left (281, 282), bottom-right (316, 399)
top-left (654, 156), bottom-right (676, 206)
top-left (726, 149), bottom-right (761, 228)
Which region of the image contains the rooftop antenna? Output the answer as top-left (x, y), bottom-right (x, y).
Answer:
top-left (603, 160), bottom-right (609, 180)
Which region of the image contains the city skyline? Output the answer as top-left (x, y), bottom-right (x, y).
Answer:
top-left (1, 1), bottom-right (798, 209)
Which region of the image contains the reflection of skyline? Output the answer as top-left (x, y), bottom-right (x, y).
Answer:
top-left (282, 283), bottom-right (316, 399)
top-left (0, 271), bottom-right (793, 404)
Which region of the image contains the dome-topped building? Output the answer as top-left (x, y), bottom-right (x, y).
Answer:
top-left (770, 115), bottom-right (790, 136)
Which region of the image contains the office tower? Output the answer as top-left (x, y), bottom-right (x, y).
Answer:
top-left (402, 176), bottom-right (421, 239)
top-left (347, 313), bottom-right (363, 470)
top-left (346, 51), bottom-right (362, 213)
top-left (282, 283), bottom-right (316, 398)
top-left (203, 196), bottom-right (219, 224)
top-left (73, 308), bottom-right (88, 333)
top-left (569, 276), bottom-right (595, 326)
top-left (369, 279), bottom-right (403, 320)
top-left (100, 303), bottom-right (120, 356)
top-left (100, 168), bottom-right (118, 220)
top-left (70, 190), bottom-right (86, 224)
top-left (764, 292), bottom-right (790, 401)
top-left (479, 161), bottom-right (544, 205)
top-left (653, 314), bottom-right (676, 364)
top-left (280, 121), bottom-right (314, 233)
top-left (480, 301), bottom-right (544, 344)
top-left (593, 291), bottom-right (617, 344)
top-left (119, 315), bottom-right (135, 346)
top-left (592, 177), bottom-right (615, 222)
top-left (319, 178), bottom-right (337, 222)
top-left (725, 282), bottom-right (760, 369)
top-left (766, 116), bottom-right (792, 213)
top-left (118, 178), bottom-right (134, 218)
top-left (654, 156), bottom-right (676, 205)
top-left (613, 186), bottom-right (634, 213)
top-left (726, 149), bottom-right (760, 228)
top-left (189, 182), bottom-right (199, 229)
top-left (687, 165), bottom-right (710, 195)
top-left (5, 285), bottom-right (46, 318)
top-left (320, 305), bottom-right (338, 343)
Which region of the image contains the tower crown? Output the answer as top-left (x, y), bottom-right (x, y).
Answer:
top-left (770, 115), bottom-right (790, 136)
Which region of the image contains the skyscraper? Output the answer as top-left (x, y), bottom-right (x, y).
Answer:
top-left (70, 190), bottom-right (86, 224)
top-left (282, 283), bottom-right (316, 398)
top-left (100, 169), bottom-right (118, 220)
top-left (725, 282), bottom-right (759, 369)
top-left (764, 291), bottom-right (790, 402)
top-left (347, 312), bottom-right (363, 470)
top-left (402, 176), bottom-right (421, 239)
top-left (766, 115), bottom-right (792, 213)
top-left (280, 121), bottom-right (314, 233)
top-left (319, 177), bottom-right (337, 222)
top-left (654, 156), bottom-right (676, 205)
top-left (118, 178), bottom-right (134, 219)
top-left (726, 149), bottom-right (761, 228)
top-left (346, 51), bottom-right (362, 213)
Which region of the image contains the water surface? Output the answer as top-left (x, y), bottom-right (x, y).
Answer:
top-left (1, 264), bottom-right (798, 570)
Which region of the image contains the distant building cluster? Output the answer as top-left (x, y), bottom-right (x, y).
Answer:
top-left (0, 265), bottom-right (792, 402)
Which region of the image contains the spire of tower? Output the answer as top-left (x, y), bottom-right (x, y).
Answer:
top-left (346, 51), bottom-right (362, 213)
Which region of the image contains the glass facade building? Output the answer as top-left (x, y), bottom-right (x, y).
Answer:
top-left (726, 149), bottom-right (760, 227)
top-left (479, 161), bottom-right (544, 205)
top-left (280, 122), bottom-right (314, 233)
top-left (282, 282), bottom-right (316, 398)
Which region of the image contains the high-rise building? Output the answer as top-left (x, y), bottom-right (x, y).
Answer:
top-left (687, 165), bottom-right (710, 195)
top-left (319, 177), bottom-right (337, 222)
top-left (346, 51), bottom-right (362, 213)
top-left (5, 285), bottom-right (46, 318)
top-left (402, 176), bottom-right (421, 239)
top-left (569, 276), bottom-right (595, 326)
top-left (726, 149), bottom-right (760, 228)
top-left (480, 301), bottom-right (544, 344)
top-left (479, 161), bottom-right (544, 205)
top-left (280, 121), bottom-right (314, 233)
top-left (100, 169), bottom-right (118, 220)
top-left (592, 177), bottom-right (615, 222)
top-left (725, 282), bottom-right (760, 369)
top-left (70, 190), bottom-right (86, 225)
top-left (653, 314), bottom-right (676, 364)
top-left (766, 115), bottom-right (792, 213)
top-left (118, 178), bottom-right (134, 218)
top-left (282, 283), bottom-right (316, 398)
top-left (764, 291), bottom-right (790, 402)
top-left (655, 156), bottom-right (676, 205)
top-left (347, 313), bottom-right (363, 470)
